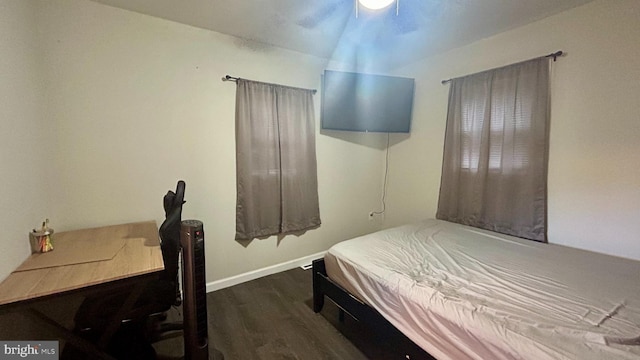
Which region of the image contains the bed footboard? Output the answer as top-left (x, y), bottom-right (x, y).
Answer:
top-left (312, 258), bottom-right (398, 330)
top-left (312, 258), bottom-right (326, 312)
top-left (312, 258), bottom-right (433, 359)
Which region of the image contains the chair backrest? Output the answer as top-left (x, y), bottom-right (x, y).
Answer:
top-left (159, 180), bottom-right (185, 285)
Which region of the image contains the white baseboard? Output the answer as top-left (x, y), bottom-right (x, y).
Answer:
top-left (206, 251), bottom-right (326, 293)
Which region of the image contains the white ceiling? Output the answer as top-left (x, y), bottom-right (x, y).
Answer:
top-left (91, 0), bottom-right (594, 69)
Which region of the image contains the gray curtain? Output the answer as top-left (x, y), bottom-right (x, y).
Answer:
top-left (437, 58), bottom-right (550, 242)
top-left (235, 79), bottom-right (321, 241)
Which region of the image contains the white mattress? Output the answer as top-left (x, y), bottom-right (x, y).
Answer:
top-left (325, 219), bottom-right (640, 360)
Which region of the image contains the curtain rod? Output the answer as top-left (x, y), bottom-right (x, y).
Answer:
top-left (440, 50), bottom-right (563, 85)
top-left (222, 75), bottom-right (317, 94)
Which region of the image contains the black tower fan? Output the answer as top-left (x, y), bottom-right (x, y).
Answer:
top-left (180, 220), bottom-right (211, 360)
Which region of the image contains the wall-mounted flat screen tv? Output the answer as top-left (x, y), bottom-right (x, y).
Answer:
top-left (321, 70), bottom-right (415, 133)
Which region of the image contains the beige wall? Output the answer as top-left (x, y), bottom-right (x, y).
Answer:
top-left (32, 0), bottom-right (383, 282)
top-left (389, 0), bottom-right (640, 260)
top-left (0, 0), bottom-right (50, 281)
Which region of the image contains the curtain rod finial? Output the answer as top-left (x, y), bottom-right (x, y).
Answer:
top-left (551, 50), bottom-right (563, 61)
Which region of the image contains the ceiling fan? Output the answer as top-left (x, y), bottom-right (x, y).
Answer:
top-left (356, 0), bottom-right (398, 15)
top-left (295, 0), bottom-right (442, 36)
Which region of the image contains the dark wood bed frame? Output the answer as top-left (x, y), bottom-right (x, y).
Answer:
top-left (312, 258), bottom-right (434, 359)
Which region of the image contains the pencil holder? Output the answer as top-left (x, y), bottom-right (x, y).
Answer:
top-left (30, 219), bottom-right (54, 253)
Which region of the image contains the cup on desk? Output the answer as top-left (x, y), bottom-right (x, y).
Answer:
top-left (29, 229), bottom-right (54, 253)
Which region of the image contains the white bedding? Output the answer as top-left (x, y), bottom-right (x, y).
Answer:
top-left (325, 219), bottom-right (640, 360)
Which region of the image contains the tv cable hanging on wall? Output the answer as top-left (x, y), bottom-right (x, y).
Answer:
top-left (370, 133), bottom-right (390, 218)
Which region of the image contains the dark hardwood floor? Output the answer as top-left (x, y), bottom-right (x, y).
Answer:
top-left (0, 267), bottom-right (430, 359)
top-left (191, 267), bottom-right (429, 360)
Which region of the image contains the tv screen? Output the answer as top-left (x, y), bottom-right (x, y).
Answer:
top-left (321, 70), bottom-right (415, 133)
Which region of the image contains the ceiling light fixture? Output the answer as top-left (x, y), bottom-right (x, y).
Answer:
top-left (358, 0), bottom-right (395, 10)
top-left (356, 0), bottom-right (399, 17)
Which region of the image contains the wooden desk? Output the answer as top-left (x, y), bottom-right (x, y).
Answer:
top-left (0, 221), bottom-right (163, 307)
top-left (0, 221), bottom-right (164, 359)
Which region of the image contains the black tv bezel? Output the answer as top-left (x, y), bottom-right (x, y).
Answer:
top-left (320, 70), bottom-right (415, 133)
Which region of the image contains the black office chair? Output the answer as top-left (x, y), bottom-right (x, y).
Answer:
top-left (158, 180), bottom-right (186, 308)
top-left (70, 181), bottom-right (186, 359)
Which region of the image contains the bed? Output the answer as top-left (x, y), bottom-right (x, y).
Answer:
top-left (313, 219), bottom-right (640, 359)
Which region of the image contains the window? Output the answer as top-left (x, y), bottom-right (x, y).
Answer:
top-left (437, 58), bottom-right (550, 242)
top-left (234, 79), bottom-right (321, 241)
